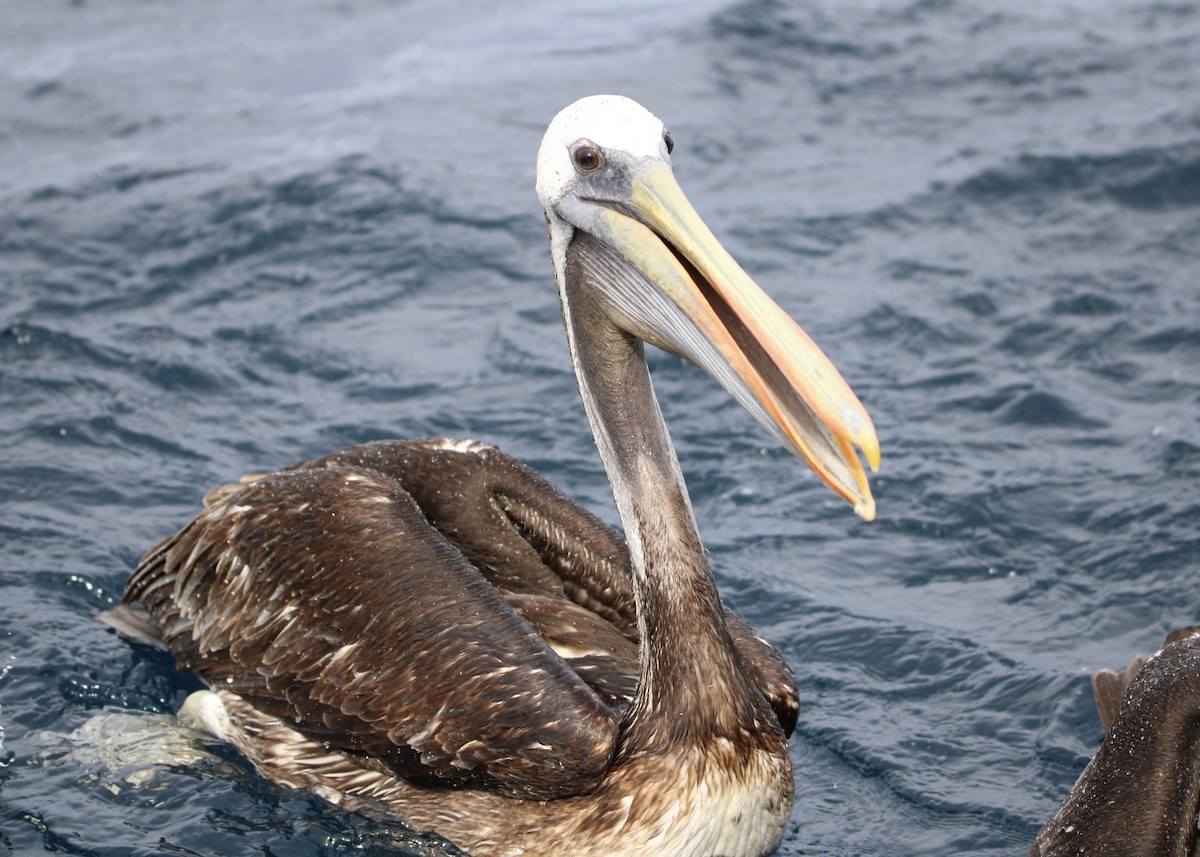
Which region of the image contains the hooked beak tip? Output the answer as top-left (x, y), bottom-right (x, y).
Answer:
top-left (855, 499), bottom-right (877, 522)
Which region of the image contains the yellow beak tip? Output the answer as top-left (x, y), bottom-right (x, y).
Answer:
top-left (854, 499), bottom-right (877, 522)
top-left (858, 432), bottom-right (881, 473)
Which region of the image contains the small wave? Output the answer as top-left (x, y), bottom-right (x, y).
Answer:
top-left (954, 143), bottom-right (1200, 213)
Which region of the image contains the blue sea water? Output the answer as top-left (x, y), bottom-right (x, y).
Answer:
top-left (1, 0), bottom-right (1198, 854)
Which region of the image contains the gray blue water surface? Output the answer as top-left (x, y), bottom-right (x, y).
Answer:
top-left (2, 1), bottom-right (1199, 854)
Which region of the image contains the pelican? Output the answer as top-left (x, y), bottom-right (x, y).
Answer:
top-left (100, 95), bottom-right (879, 856)
top-left (1031, 626), bottom-right (1200, 857)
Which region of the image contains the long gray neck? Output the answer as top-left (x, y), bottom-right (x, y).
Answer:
top-left (559, 232), bottom-right (761, 756)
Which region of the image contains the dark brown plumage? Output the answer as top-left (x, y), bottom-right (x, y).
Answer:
top-left (1031, 626), bottom-right (1200, 857)
top-left (111, 439), bottom-right (798, 801)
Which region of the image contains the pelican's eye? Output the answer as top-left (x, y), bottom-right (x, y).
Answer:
top-left (663, 131), bottom-right (674, 155)
top-left (573, 145), bottom-right (603, 172)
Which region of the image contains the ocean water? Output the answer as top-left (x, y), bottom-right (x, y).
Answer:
top-left (1, 1), bottom-right (1198, 854)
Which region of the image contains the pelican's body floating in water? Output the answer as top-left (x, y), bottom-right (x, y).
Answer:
top-left (1031, 626), bottom-right (1200, 857)
top-left (101, 95), bottom-right (879, 857)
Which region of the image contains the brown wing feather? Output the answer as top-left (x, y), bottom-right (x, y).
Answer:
top-left (1092, 656), bottom-right (1149, 734)
top-left (297, 440), bottom-right (640, 635)
top-left (122, 458), bottom-right (620, 800)
top-left (297, 440), bottom-right (798, 732)
top-left (112, 439), bottom-right (798, 801)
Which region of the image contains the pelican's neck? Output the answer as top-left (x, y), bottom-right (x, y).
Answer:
top-left (559, 232), bottom-right (765, 756)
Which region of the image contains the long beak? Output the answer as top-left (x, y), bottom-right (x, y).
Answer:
top-left (583, 159), bottom-right (879, 520)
